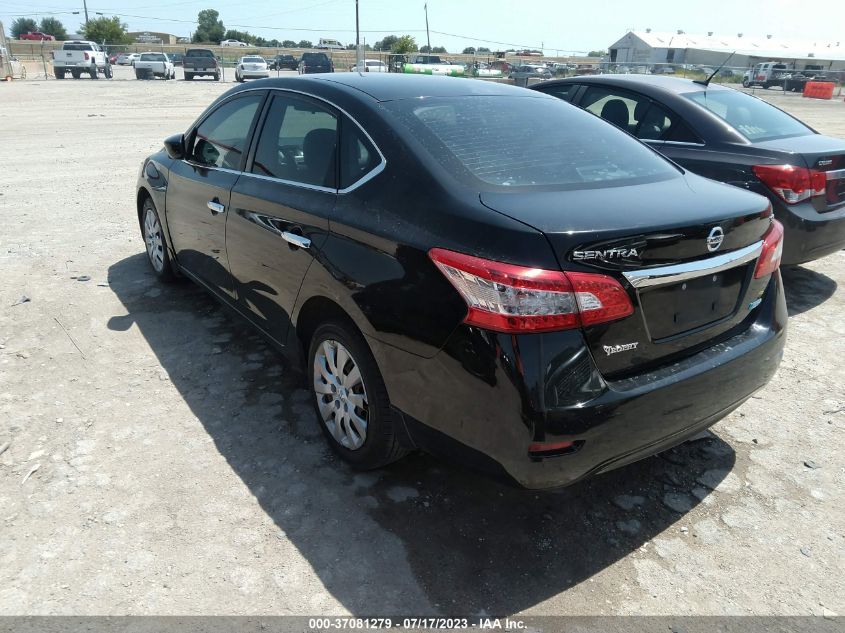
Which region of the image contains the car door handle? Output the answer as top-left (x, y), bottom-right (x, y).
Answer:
top-left (207, 199), bottom-right (226, 215)
top-left (281, 231), bottom-right (311, 249)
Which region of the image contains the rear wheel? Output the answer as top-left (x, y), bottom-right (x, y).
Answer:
top-left (141, 197), bottom-right (175, 282)
top-left (185, 72), bottom-right (193, 80)
top-left (71, 69), bottom-right (81, 79)
top-left (89, 65), bottom-right (98, 79)
top-left (55, 68), bottom-right (65, 79)
top-left (308, 321), bottom-right (408, 470)
top-left (104, 63), bottom-right (113, 79)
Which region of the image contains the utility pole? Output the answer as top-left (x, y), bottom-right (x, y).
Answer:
top-left (355, 0), bottom-right (363, 70)
top-left (83, 0), bottom-right (90, 23)
top-left (424, 3), bottom-right (430, 53)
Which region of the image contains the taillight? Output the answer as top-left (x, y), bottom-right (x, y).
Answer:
top-left (84, 52), bottom-right (90, 61)
top-left (754, 219), bottom-right (784, 279)
top-left (752, 164), bottom-right (826, 204)
top-left (428, 248), bottom-right (634, 333)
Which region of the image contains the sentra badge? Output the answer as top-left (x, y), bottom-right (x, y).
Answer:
top-left (573, 248), bottom-right (640, 261)
top-left (603, 342), bottom-right (639, 356)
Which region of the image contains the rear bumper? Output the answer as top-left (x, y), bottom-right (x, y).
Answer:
top-left (775, 198), bottom-right (845, 265)
top-left (239, 70), bottom-right (270, 78)
top-left (371, 273), bottom-right (787, 490)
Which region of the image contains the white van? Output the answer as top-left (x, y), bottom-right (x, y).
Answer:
top-left (316, 38), bottom-right (344, 50)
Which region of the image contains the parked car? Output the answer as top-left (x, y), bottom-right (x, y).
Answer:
top-left (116, 53), bottom-right (138, 66)
top-left (169, 52), bottom-right (184, 66)
top-left (108, 53), bottom-right (121, 65)
top-left (134, 52), bottom-right (175, 80)
top-left (183, 48), bottom-right (220, 81)
top-left (298, 52), bottom-right (333, 74)
top-left (221, 39), bottom-right (248, 47)
top-left (509, 64), bottom-right (552, 80)
top-left (349, 59), bottom-right (388, 73)
top-left (136, 74), bottom-right (786, 489)
top-left (53, 40), bottom-right (112, 79)
top-left (530, 74), bottom-right (845, 265)
top-left (20, 31), bottom-right (55, 41)
top-left (235, 55), bottom-right (269, 82)
top-left (269, 54), bottom-right (297, 71)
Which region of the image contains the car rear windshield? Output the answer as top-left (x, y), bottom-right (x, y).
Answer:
top-left (243, 57), bottom-right (264, 63)
top-left (383, 96), bottom-right (677, 190)
top-left (186, 49), bottom-right (214, 58)
top-left (684, 90), bottom-right (812, 141)
top-left (63, 43), bottom-right (94, 51)
top-left (140, 53), bottom-right (166, 61)
top-left (302, 53), bottom-right (329, 62)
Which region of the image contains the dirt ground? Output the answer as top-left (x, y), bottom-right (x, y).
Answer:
top-left (0, 70), bottom-right (843, 617)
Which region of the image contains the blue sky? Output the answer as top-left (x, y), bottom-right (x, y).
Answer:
top-left (3, 0), bottom-right (843, 53)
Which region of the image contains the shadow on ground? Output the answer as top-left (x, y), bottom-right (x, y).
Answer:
top-left (108, 253), bottom-right (735, 616)
top-left (781, 265), bottom-right (838, 317)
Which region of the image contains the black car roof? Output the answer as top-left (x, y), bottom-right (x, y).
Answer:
top-left (251, 73), bottom-right (539, 102)
top-left (537, 73), bottom-right (734, 96)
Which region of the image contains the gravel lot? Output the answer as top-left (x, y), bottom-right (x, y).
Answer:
top-left (0, 71), bottom-right (843, 617)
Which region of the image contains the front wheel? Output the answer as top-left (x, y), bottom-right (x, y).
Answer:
top-left (214, 71), bottom-right (221, 81)
top-left (104, 63), bottom-right (113, 79)
top-left (141, 197), bottom-right (175, 282)
top-left (90, 65), bottom-right (98, 79)
top-left (308, 321), bottom-right (409, 470)
top-left (742, 78), bottom-right (750, 88)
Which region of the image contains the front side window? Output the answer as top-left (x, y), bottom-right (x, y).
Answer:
top-left (684, 89), bottom-right (812, 141)
top-left (251, 94), bottom-right (338, 188)
top-left (190, 94), bottom-right (263, 169)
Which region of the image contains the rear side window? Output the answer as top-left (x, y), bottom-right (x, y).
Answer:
top-left (384, 96), bottom-right (677, 190)
top-left (190, 94), bottom-right (263, 169)
top-left (684, 89), bottom-right (812, 141)
top-left (251, 94), bottom-right (338, 188)
top-left (63, 43), bottom-right (94, 51)
top-left (339, 122), bottom-right (380, 189)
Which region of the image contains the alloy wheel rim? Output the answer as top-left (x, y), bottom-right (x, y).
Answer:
top-left (313, 339), bottom-right (368, 450)
top-left (143, 207), bottom-right (165, 273)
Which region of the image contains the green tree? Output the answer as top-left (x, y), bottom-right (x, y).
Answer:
top-left (588, 50), bottom-right (606, 57)
top-left (432, 46), bottom-right (447, 53)
top-left (267, 39), bottom-right (280, 47)
top-left (193, 9), bottom-right (224, 44)
top-left (297, 40), bottom-right (312, 48)
top-left (82, 16), bottom-right (131, 44)
top-left (477, 47), bottom-right (490, 53)
top-left (374, 35), bottom-right (398, 51)
top-left (462, 46), bottom-right (475, 54)
top-left (10, 17), bottom-right (37, 39)
top-left (39, 16), bottom-right (68, 40)
top-left (224, 29), bottom-right (254, 44)
top-left (281, 40), bottom-right (296, 48)
top-left (392, 35), bottom-right (417, 54)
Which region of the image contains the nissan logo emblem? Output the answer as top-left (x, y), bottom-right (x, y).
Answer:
top-left (706, 226), bottom-right (724, 252)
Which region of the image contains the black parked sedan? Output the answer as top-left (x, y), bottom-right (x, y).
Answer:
top-left (530, 75), bottom-right (845, 266)
top-left (137, 74), bottom-right (786, 489)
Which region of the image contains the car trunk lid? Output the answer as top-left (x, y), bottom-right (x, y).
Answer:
top-left (754, 134), bottom-right (845, 209)
top-left (480, 175), bottom-right (774, 378)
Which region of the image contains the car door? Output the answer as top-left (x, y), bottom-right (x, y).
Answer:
top-left (225, 92), bottom-right (340, 346)
top-left (165, 91), bottom-right (265, 300)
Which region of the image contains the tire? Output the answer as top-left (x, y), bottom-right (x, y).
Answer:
top-left (90, 65), bottom-right (98, 80)
top-left (105, 64), bottom-right (113, 78)
top-left (55, 68), bottom-right (65, 79)
top-left (742, 79), bottom-right (750, 88)
top-left (308, 320), bottom-right (409, 470)
top-left (71, 70), bottom-right (81, 79)
top-left (185, 72), bottom-right (193, 80)
top-left (141, 197), bottom-right (175, 283)
top-left (214, 71), bottom-right (220, 81)
top-left (135, 70), bottom-right (142, 80)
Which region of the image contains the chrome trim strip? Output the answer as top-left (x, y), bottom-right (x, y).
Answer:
top-left (622, 241), bottom-right (763, 289)
top-left (191, 85), bottom-right (388, 195)
top-left (825, 168), bottom-right (845, 180)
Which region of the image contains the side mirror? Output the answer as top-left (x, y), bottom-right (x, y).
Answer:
top-left (163, 134), bottom-right (186, 160)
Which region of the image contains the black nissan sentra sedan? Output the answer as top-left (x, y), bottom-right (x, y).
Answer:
top-left (530, 75), bottom-right (845, 266)
top-left (136, 74), bottom-right (786, 489)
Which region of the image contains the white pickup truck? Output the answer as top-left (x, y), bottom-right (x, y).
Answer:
top-left (53, 40), bottom-right (112, 79)
top-left (134, 52), bottom-right (175, 80)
